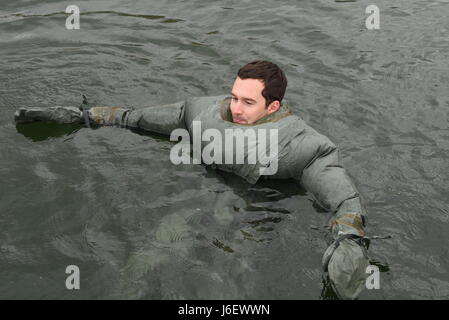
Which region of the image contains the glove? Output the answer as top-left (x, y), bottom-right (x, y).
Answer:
top-left (322, 235), bottom-right (370, 300)
top-left (14, 106), bottom-right (83, 124)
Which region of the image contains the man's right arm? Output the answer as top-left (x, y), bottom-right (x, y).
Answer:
top-left (14, 100), bottom-right (187, 136)
top-left (87, 101), bottom-right (187, 135)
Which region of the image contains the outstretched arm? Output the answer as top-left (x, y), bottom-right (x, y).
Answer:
top-left (14, 100), bottom-right (187, 136)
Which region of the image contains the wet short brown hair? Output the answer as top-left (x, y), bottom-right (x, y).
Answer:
top-left (237, 60), bottom-right (287, 107)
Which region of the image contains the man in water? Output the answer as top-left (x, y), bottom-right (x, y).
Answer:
top-left (15, 60), bottom-right (371, 299)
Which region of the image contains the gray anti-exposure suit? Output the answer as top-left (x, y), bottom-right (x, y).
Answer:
top-left (14, 94), bottom-right (371, 299)
top-left (88, 95), bottom-right (367, 239)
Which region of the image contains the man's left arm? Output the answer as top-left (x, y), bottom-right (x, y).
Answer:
top-left (297, 130), bottom-right (370, 299)
top-left (299, 133), bottom-right (367, 239)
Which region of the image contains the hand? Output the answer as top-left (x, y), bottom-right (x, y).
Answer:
top-left (322, 237), bottom-right (370, 300)
top-left (14, 106), bottom-right (83, 124)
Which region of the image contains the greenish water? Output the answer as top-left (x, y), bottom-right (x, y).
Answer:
top-left (1, 0), bottom-right (448, 299)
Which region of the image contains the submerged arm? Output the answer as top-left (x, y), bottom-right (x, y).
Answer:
top-left (297, 130), bottom-right (370, 300)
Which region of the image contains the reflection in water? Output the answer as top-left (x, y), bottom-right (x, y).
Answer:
top-left (16, 122), bottom-right (81, 142)
top-left (3, 11), bottom-right (183, 23)
top-left (320, 275), bottom-right (339, 300)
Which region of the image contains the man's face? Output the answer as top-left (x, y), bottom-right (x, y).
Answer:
top-left (230, 77), bottom-right (279, 124)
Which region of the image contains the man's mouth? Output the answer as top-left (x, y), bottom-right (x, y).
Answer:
top-left (233, 117), bottom-right (247, 124)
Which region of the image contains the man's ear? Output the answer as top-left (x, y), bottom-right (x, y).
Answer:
top-left (267, 100), bottom-right (280, 115)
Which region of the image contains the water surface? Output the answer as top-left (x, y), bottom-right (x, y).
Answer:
top-left (1, 0), bottom-right (448, 299)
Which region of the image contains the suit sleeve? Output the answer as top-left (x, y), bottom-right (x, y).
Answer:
top-left (126, 101), bottom-right (187, 135)
top-left (298, 131), bottom-right (367, 238)
top-left (88, 100), bottom-right (187, 136)
top-left (89, 95), bottom-right (224, 136)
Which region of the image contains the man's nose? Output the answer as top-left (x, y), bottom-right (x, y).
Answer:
top-left (232, 101), bottom-right (243, 114)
